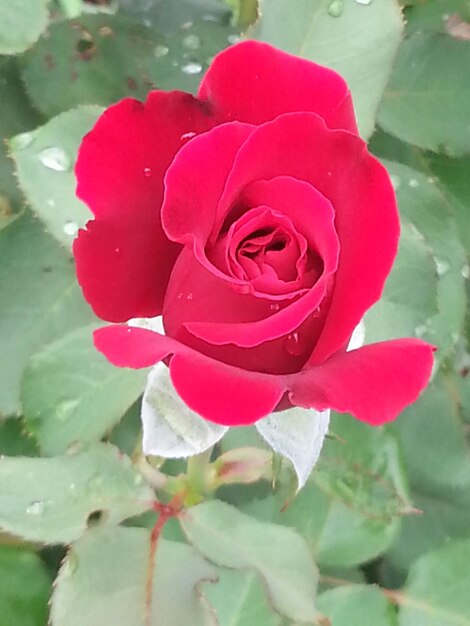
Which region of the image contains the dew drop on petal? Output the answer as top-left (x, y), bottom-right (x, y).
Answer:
top-left (181, 61), bottom-right (203, 75)
top-left (327, 0), bottom-right (344, 16)
top-left (143, 167), bottom-right (152, 177)
top-left (284, 332), bottom-right (306, 356)
top-left (181, 131), bottom-right (196, 140)
top-left (270, 302), bottom-right (280, 311)
top-left (63, 221), bottom-right (79, 236)
top-left (39, 147), bottom-right (71, 172)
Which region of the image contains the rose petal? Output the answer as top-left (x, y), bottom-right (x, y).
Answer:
top-left (288, 339), bottom-right (436, 425)
top-left (199, 40), bottom-right (358, 133)
top-left (161, 121), bottom-right (254, 247)
top-left (94, 325), bottom-right (285, 425)
top-left (217, 112), bottom-right (399, 362)
top-left (74, 91), bottom-right (215, 321)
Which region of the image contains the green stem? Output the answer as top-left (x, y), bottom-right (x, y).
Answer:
top-left (186, 448), bottom-right (213, 502)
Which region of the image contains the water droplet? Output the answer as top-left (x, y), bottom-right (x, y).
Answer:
top-left (390, 174), bottom-right (401, 190)
top-left (327, 0), bottom-right (344, 16)
top-left (63, 221), bottom-right (78, 236)
top-left (154, 44), bottom-right (169, 58)
top-left (11, 132), bottom-right (34, 150)
top-left (134, 474), bottom-right (144, 486)
top-left (143, 167), bottom-right (152, 177)
top-left (180, 20), bottom-right (193, 30)
top-left (56, 398), bottom-right (80, 421)
top-left (27, 501), bottom-right (46, 515)
top-left (284, 332), bottom-right (306, 356)
top-left (435, 257), bottom-right (450, 276)
top-left (355, 0), bottom-right (373, 5)
top-left (181, 131), bottom-right (196, 140)
top-left (270, 302), bottom-right (280, 311)
top-left (47, 198), bottom-right (56, 207)
top-left (182, 34), bottom-right (200, 50)
top-left (409, 179), bottom-right (420, 188)
top-left (228, 34), bottom-right (241, 45)
top-left (461, 263), bottom-right (470, 279)
top-left (39, 147), bottom-right (71, 172)
top-left (114, 247), bottom-right (120, 253)
top-left (186, 292), bottom-right (193, 300)
top-left (182, 61), bottom-right (203, 75)
top-left (427, 176), bottom-right (437, 184)
top-left (415, 322), bottom-right (430, 338)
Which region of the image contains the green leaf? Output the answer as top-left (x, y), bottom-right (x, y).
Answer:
top-left (119, 0), bottom-right (230, 32)
top-left (387, 492), bottom-right (470, 573)
top-left (10, 107), bottom-right (103, 248)
top-left (249, 0), bottom-right (404, 138)
top-left (378, 161), bottom-right (467, 358)
top-left (180, 499), bottom-right (319, 623)
top-left (142, 363), bottom-right (227, 458)
top-left (392, 372), bottom-right (470, 496)
top-left (405, 0), bottom-right (470, 36)
top-left (22, 325), bottom-right (148, 456)
top-left (0, 443), bottom-right (153, 544)
top-left (316, 586), bottom-right (395, 626)
top-left (0, 59), bottom-right (40, 225)
top-left (0, 0), bottom-right (48, 55)
top-left (398, 539), bottom-right (470, 626)
top-left (256, 407), bottom-right (330, 491)
top-left (364, 219), bottom-right (438, 344)
top-left (378, 33), bottom-right (470, 156)
top-left (51, 526), bottom-right (218, 626)
top-left (244, 415), bottom-right (410, 568)
top-left (0, 419), bottom-right (38, 457)
top-left (205, 569), bottom-right (281, 626)
top-left (0, 545), bottom-right (51, 626)
top-left (0, 212), bottom-right (94, 416)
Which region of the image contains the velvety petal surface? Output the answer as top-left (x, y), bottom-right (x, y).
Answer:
top-left (217, 112), bottom-right (399, 362)
top-left (199, 40), bottom-right (358, 133)
top-left (288, 339), bottom-right (436, 425)
top-left (74, 91), bottom-right (215, 321)
top-left (94, 325), bottom-right (285, 425)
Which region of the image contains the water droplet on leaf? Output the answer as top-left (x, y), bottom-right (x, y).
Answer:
top-left (327, 0), bottom-right (344, 16)
top-left (27, 501), bottom-right (46, 515)
top-left (228, 34), bottom-right (241, 44)
top-left (182, 34), bottom-right (200, 50)
top-left (409, 179), bottom-right (420, 188)
top-left (63, 221), bottom-right (79, 236)
top-left (39, 147), bottom-right (71, 172)
top-left (11, 132), bottom-right (34, 150)
top-left (355, 0), bottom-right (373, 5)
top-left (154, 44), bottom-right (169, 58)
top-left (435, 257), bottom-right (450, 276)
top-left (461, 263), bottom-right (470, 279)
top-left (390, 174), bottom-right (401, 190)
top-left (181, 61), bottom-right (203, 75)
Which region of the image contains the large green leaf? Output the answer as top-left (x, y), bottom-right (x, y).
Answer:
top-left (392, 372), bottom-right (470, 497)
top-left (22, 325), bottom-right (148, 456)
top-left (378, 33), bottom-right (470, 156)
top-left (204, 569), bottom-right (281, 626)
top-left (180, 499), bottom-right (319, 623)
top-left (0, 0), bottom-right (48, 55)
top-left (10, 107), bottom-right (102, 248)
top-left (51, 526), bottom-right (218, 626)
top-left (0, 212), bottom-right (94, 416)
top-left (376, 161), bottom-right (467, 359)
top-left (316, 586), bottom-right (395, 626)
top-left (0, 444), bottom-right (153, 544)
top-left (0, 545), bottom-right (51, 626)
top-left (244, 414), bottom-right (409, 568)
top-left (249, 0), bottom-right (404, 138)
top-left (398, 539), bottom-right (470, 626)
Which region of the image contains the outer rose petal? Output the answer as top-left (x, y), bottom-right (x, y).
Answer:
top-left (74, 91), bottom-right (215, 322)
top-left (199, 40), bottom-right (358, 133)
top-left (217, 112), bottom-right (399, 363)
top-left (94, 325), bottom-right (285, 425)
top-left (288, 340), bottom-right (436, 425)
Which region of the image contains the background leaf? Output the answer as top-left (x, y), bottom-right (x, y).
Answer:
top-left (316, 586), bottom-right (395, 626)
top-left (0, 0), bottom-right (48, 55)
top-left (250, 0), bottom-right (404, 138)
top-left (0, 444), bottom-right (153, 544)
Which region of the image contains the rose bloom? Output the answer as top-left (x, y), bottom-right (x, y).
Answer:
top-left (74, 41), bottom-right (435, 426)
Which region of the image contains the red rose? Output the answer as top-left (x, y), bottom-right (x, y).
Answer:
top-left (74, 41), bottom-right (434, 426)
